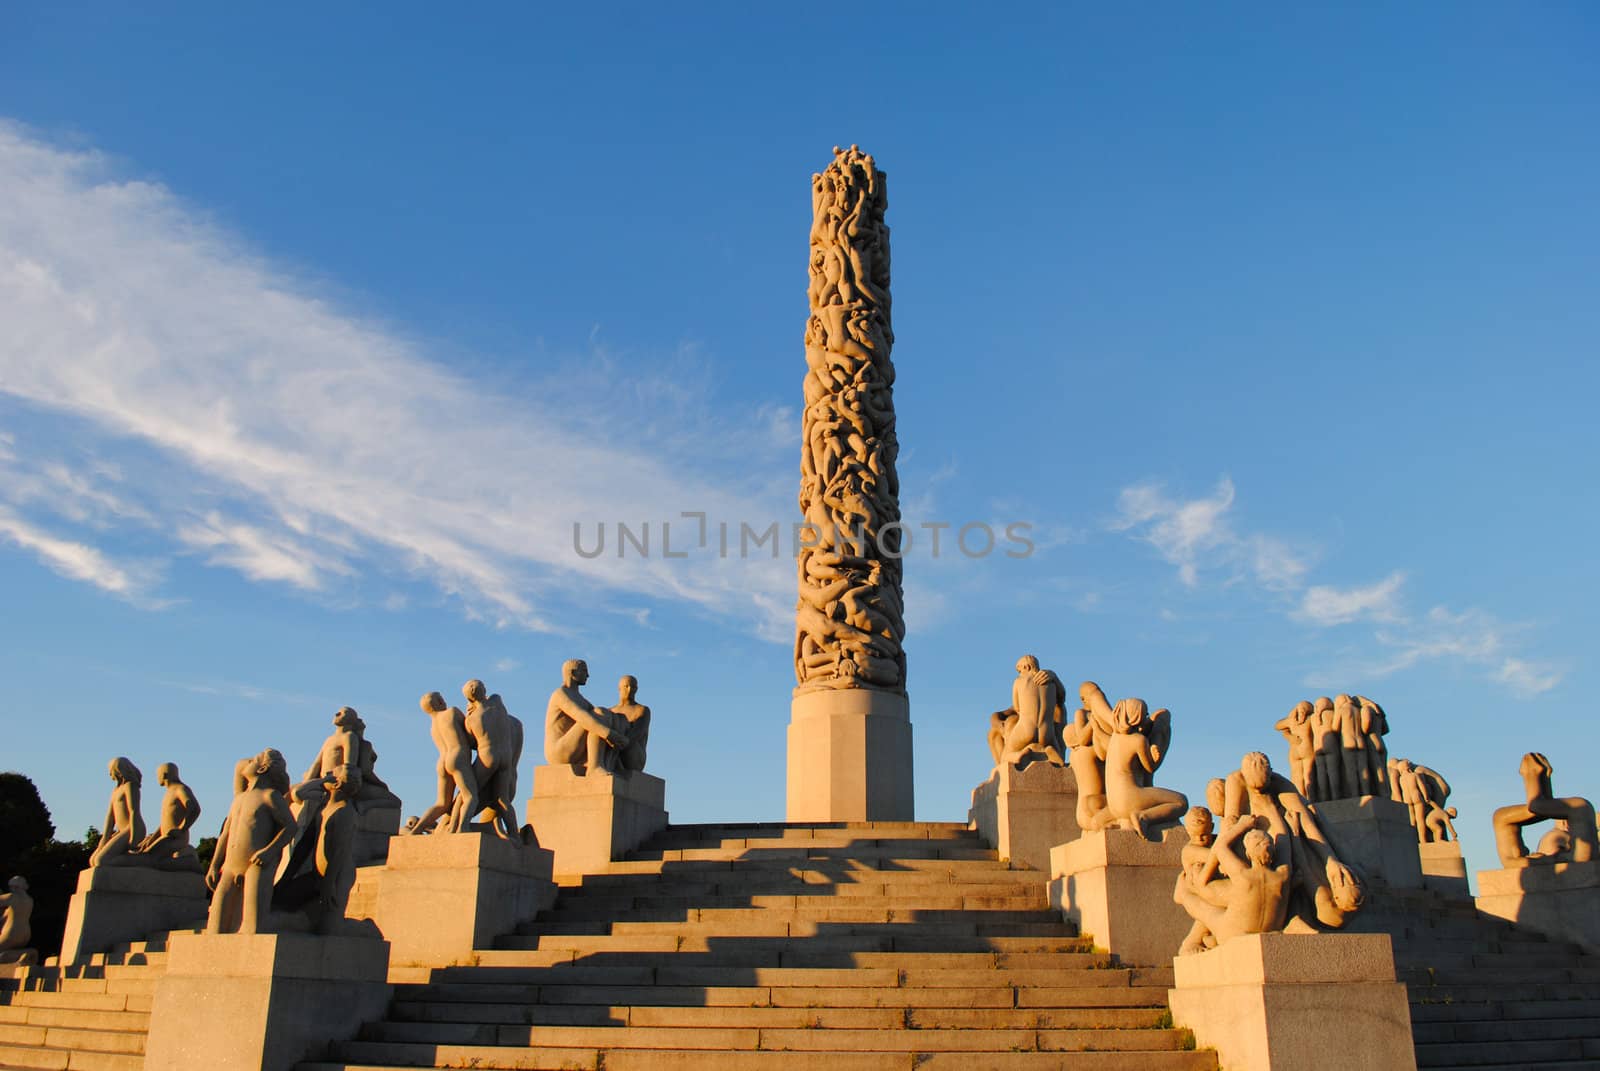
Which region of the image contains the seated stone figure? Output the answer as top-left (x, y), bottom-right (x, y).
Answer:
top-left (1062, 682), bottom-right (1117, 832)
top-left (612, 675), bottom-right (652, 774)
top-left (1173, 814), bottom-right (1290, 952)
top-left (405, 691), bottom-right (481, 835)
top-left (986, 656), bottom-right (1067, 768)
top-left (545, 659), bottom-right (630, 775)
top-left (1101, 699), bottom-right (1187, 840)
top-left (207, 749), bottom-right (297, 935)
top-left (132, 762), bottom-right (203, 872)
top-left (1493, 752), bottom-right (1598, 867)
top-left (0, 876), bottom-right (34, 965)
top-left (89, 757), bottom-right (148, 868)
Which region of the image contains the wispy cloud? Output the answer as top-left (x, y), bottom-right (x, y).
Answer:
top-left (0, 120), bottom-right (796, 634)
top-left (1294, 571), bottom-right (1406, 626)
top-left (1112, 477), bottom-right (1309, 590)
top-left (0, 506), bottom-right (166, 605)
top-left (1308, 605), bottom-right (1564, 697)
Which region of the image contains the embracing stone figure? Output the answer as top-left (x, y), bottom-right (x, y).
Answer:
top-left (1492, 752), bottom-right (1598, 867)
top-left (1174, 813), bottom-right (1290, 953)
top-left (987, 656), bottom-right (1067, 769)
top-left (207, 749), bottom-right (297, 935)
top-left (545, 659), bottom-right (630, 775)
top-left (465, 680), bottom-right (525, 840)
top-left (1057, 681), bottom-right (1184, 839)
top-left (407, 691), bottom-right (482, 835)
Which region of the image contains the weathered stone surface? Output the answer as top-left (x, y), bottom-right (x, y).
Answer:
top-left (1476, 859), bottom-right (1600, 952)
top-left (1418, 840), bottom-right (1469, 898)
top-left (58, 866), bottom-right (207, 963)
top-left (1168, 933), bottom-right (1415, 1071)
top-left (527, 763), bottom-right (668, 875)
top-left (1315, 795), bottom-right (1425, 889)
top-left (1051, 827), bottom-right (1190, 966)
top-left (787, 688), bottom-right (913, 822)
top-left (144, 932), bottom-right (390, 1071)
top-left (970, 762), bottom-right (1079, 874)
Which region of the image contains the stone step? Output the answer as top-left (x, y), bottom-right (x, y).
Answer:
top-left (1407, 967), bottom-right (1600, 987)
top-left (529, 919), bottom-right (1077, 939)
top-left (464, 948), bottom-right (1111, 971)
top-left (626, 845), bottom-right (999, 863)
top-left (0, 1006), bottom-right (148, 1031)
top-left (499, 932), bottom-right (1091, 954)
top-left (0, 990), bottom-right (147, 1013)
top-left (1413, 1016), bottom-right (1600, 1044)
top-left (1409, 999), bottom-right (1600, 1023)
top-left (0, 1023), bottom-right (145, 1055)
top-left (386, 1000), bottom-right (1170, 1030)
top-left (305, 1050), bottom-right (1217, 1070)
top-left (549, 890), bottom-right (1048, 912)
top-left (395, 981), bottom-right (1172, 1009)
top-left (415, 963), bottom-right (1141, 989)
top-left (537, 905), bottom-right (1058, 925)
top-left (1415, 1037), bottom-right (1600, 1065)
top-left (568, 866), bottom-right (1046, 890)
top-left (645, 821), bottom-right (974, 839)
top-left (0, 1042), bottom-right (143, 1070)
top-left (594, 857), bottom-right (1031, 877)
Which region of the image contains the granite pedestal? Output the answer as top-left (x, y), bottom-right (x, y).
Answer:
top-left (354, 805), bottom-right (401, 865)
top-left (371, 831), bottom-right (555, 966)
top-left (1168, 932), bottom-right (1416, 1071)
top-left (1419, 841), bottom-right (1469, 898)
top-left (526, 764), bottom-right (668, 876)
top-left (144, 932), bottom-right (390, 1071)
top-left (968, 761), bottom-right (1079, 874)
top-left (786, 689), bottom-right (914, 821)
top-left (1049, 827), bottom-right (1189, 965)
top-left (1313, 796), bottom-right (1424, 889)
top-left (1476, 860), bottom-right (1600, 953)
top-left (58, 867), bottom-right (208, 964)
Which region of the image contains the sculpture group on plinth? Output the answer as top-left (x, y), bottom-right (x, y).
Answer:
top-left (1274, 694), bottom-right (1390, 802)
top-left (545, 660), bottom-right (651, 777)
top-left (403, 681), bottom-right (530, 842)
top-left (84, 758), bottom-right (203, 873)
top-left (986, 655), bottom-right (1068, 768)
top-left (1061, 680), bottom-right (1186, 840)
top-left (1388, 757), bottom-right (1457, 843)
top-left (1491, 751), bottom-right (1597, 867)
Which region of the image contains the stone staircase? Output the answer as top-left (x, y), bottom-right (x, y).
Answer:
top-left (301, 821), bottom-right (1215, 1070)
top-left (0, 939), bottom-right (166, 1070)
top-left (1355, 886), bottom-right (1600, 1070)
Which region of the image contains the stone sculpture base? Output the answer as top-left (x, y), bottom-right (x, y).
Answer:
top-left (354, 805), bottom-right (401, 865)
top-left (371, 831), bottom-right (556, 966)
top-left (58, 867), bottom-right (208, 964)
top-left (1312, 796), bottom-right (1424, 889)
top-left (1168, 933), bottom-right (1416, 1071)
top-left (968, 762), bottom-right (1079, 874)
top-left (144, 932), bottom-right (390, 1071)
top-left (1476, 861), bottom-right (1600, 954)
top-left (1420, 841), bottom-right (1469, 898)
top-left (526, 765), bottom-right (669, 876)
top-left (786, 689), bottom-right (914, 822)
top-left (1049, 828), bottom-right (1190, 965)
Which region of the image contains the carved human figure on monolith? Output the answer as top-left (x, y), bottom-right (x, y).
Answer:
top-left (89, 758), bottom-right (148, 868)
top-left (466, 679), bottom-right (525, 839)
top-left (613, 675), bottom-right (651, 774)
top-left (1274, 701), bottom-right (1316, 797)
top-left (1102, 698), bottom-right (1187, 839)
top-left (545, 660), bottom-right (629, 775)
top-left (987, 656), bottom-right (1067, 768)
top-left (1359, 696), bottom-right (1391, 797)
top-left (1173, 815), bottom-right (1290, 952)
top-left (1335, 694), bottom-right (1370, 797)
top-left (1414, 762), bottom-right (1458, 843)
top-left (133, 763), bottom-right (203, 872)
top-left (1492, 752), bottom-right (1598, 867)
top-left (406, 691), bottom-right (481, 835)
top-left (207, 748), bottom-right (296, 935)
top-left (0, 876), bottom-right (33, 965)
top-left (1310, 697), bottom-right (1342, 801)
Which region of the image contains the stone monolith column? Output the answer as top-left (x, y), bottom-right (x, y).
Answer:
top-left (786, 145), bottom-right (914, 821)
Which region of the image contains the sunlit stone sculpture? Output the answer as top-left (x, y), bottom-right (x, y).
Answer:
top-left (1290, 693), bottom-right (1395, 803)
top-left (1174, 815), bottom-right (1290, 952)
top-left (407, 691), bottom-right (481, 834)
top-left (132, 762), bottom-right (203, 872)
top-left (1359, 696), bottom-right (1391, 797)
top-left (1492, 752), bottom-right (1598, 867)
top-left (545, 660), bottom-right (628, 776)
top-left (1274, 701), bottom-right (1316, 797)
top-left (613, 675), bottom-right (651, 774)
top-left (89, 757), bottom-right (148, 868)
top-left (1389, 758), bottom-right (1457, 844)
top-left (1103, 699), bottom-right (1187, 838)
top-left (275, 765), bottom-right (364, 933)
top-left (1063, 682), bottom-right (1114, 832)
top-left (987, 656), bottom-right (1067, 768)
top-left (207, 748), bottom-right (296, 935)
top-left (787, 145), bottom-right (913, 821)
top-left (0, 876), bottom-right (34, 965)
top-left (466, 679), bottom-right (526, 840)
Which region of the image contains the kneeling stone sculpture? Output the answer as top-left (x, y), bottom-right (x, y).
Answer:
top-left (1063, 681), bottom-right (1187, 840)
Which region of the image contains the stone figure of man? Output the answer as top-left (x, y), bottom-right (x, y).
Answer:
top-left (1493, 752), bottom-right (1598, 867)
top-left (465, 680), bottom-right (524, 839)
top-left (1062, 681), bottom-right (1118, 832)
top-left (207, 748), bottom-right (296, 935)
top-left (133, 762), bottom-right (203, 872)
top-left (0, 876), bottom-right (33, 964)
top-left (406, 691), bottom-right (481, 835)
top-left (1173, 815), bottom-right (1290, 951)
top-left (613, 675), bottom-right (652, 774)
top-left (545, 659), bottom-right (629, 775)
top-left (313, 765), bottom-right (362, 933)
top-left (1274, 701), bottom-right (1316, 798)
top-left (1310, 698), bottom-right (1342, 801)
top-left (1358, 697), bottom-right (1390, 797)
top-left (90, 757), bottom-right (147, 868)
top-left (987, 656), bottom-right (1066, 768)
top-left (305, 707), bottom-right (363, 783)
top-left (1335, 694), bottom-right (1370, 797)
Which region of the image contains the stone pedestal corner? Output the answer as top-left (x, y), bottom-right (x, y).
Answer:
top-left (1168, 932), bottom-right (1415, 1071)
top-left (370, 831), bottom-right (556, 966)
top-left (969, 761), bottom-right (1079, 875)
top-left (786, 688), bottom-right (913, 822)
top-left (1048, 827), bottom-right (1188, 966)
top-left (1419, 841), bottom-right (1470, 898)
top-left (526, 764), bottom-right (669, 877)
top-left (58, 866), bottom-right (209, 964)
top-left (144, 931), bottom-right (391, 1071)
top-left (1476, 860), bottom-right (1600, 954)
top-left (1313, 796), bottom-right (1425, 889)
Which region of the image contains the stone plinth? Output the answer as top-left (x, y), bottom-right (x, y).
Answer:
top-left (355, 805), bottom-right (401, 865)
top-left (372, 832), bottom-right (555, 966)
top-left (526, 765), bottom-right (669, 876)
top-left (787, 689), bottom-right (914, 822)
top-left (1313, 796), bottom-right (1424, 889)
top-left (1049, 827), bottom-right (1189, 965)
top-left (1168, 933), bottom-right (1416, 1071)
top-left (58, 867), bottom-right (208, 964)
top-left (1476, 861), bottom-right (1600, 953)
top-left (969, 762), bottom-right (1079, 874)
top-left (1420, 841), bottom-right (1470, 898)
top-left (144, 932), bottom-right (390, 1071)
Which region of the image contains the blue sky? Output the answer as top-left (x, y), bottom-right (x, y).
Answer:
top-left (1, 5), bottom-right (1596, 880)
